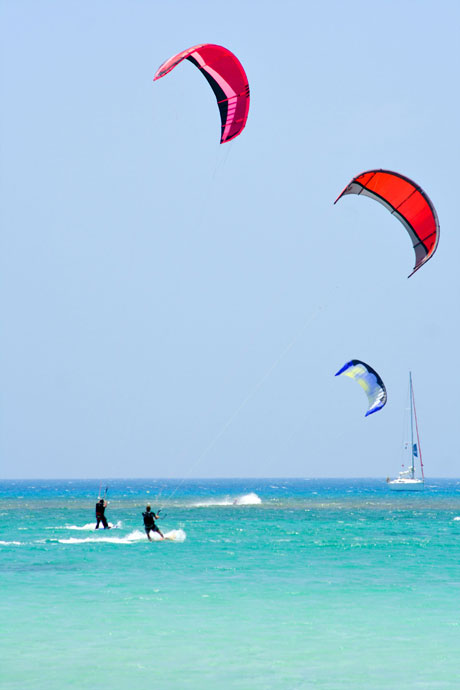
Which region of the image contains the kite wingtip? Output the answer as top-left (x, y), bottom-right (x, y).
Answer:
top-left (335, 362), bottom-right (349, 377)
top-left (365, 404), bottom-right (385, 417)
top-left (408, 264), bottom-right (421, 278)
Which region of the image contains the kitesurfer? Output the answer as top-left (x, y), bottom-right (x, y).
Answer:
top-left (143, 505), bottom-right (164, 541)
top-left (95, 498), bottom-right (111, 529)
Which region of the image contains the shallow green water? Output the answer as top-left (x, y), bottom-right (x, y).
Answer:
top-left (1, 479), bottom-right (460, 689)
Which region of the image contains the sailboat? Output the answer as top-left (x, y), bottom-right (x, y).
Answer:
top-left (387, 372), bottom-right (424, 491)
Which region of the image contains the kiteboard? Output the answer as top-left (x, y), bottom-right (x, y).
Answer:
top-left (94, 523), bottom-right (118, 530)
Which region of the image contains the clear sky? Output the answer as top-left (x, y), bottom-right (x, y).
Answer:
top-left (1, 0), bottom-right (459, 479)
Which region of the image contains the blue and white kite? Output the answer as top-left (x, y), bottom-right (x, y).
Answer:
top-left (335, 360), bottom-right (387, 417)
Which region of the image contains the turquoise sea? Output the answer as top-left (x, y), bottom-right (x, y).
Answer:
top-left (2, 478), bottom-right (460, 689)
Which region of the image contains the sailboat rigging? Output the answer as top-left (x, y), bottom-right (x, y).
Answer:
top-left (387, 372), bottom-right (424, 491)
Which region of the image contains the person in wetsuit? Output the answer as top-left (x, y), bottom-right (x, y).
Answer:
top-left (142, 505), bottom-right (164, 541)
top-left (95, 498), bottom-right (111, 529)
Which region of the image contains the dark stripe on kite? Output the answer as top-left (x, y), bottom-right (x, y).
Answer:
top-left (187, 56), bottom-right (229, 140)
top-left (154, 44), bottom-right (250, 144)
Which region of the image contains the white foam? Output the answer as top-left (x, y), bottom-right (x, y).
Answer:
top-left (193, 499), bottom-right (234, 507)
top-left (57, 528), bottom-right (186, 545)
top-left (193, 493), bottom-right (262, 507)
top-left (233, 492), bottom-right (262, 505)
top-left (0, 540), bottom-right (21, 545)
top-left (65, 522), bottom-right (96, 531)
top-left (65, 521), bottom-right (122, 531)
top-left (163, 529), bottom-right (186, 542)
top-left (453, 517), bottom-right (460, 521)
top-left (58, 529), bottom-right (145, 544)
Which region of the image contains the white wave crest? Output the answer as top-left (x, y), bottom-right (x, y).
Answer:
top-left (193, 499), bottom-right (234, 507)
top-left (0, 540), bottom-right (21, 545)
top-left (454, 517), bottom-right (460, 521)
top-left (233, 492), bottom-right (262, 505)
top-left (193, 493), bottom-right (262, 507)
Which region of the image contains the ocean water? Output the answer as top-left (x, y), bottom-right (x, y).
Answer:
top-left (2, 478), bottom-right (460, 689)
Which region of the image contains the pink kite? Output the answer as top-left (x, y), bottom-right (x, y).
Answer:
top-left (154, 44), bottom-right (250, 144)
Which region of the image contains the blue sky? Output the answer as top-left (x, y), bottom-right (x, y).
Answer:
top-left (1, 0), bottom-right (459, 478)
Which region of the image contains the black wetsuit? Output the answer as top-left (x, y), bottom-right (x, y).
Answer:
top-left (143, 510), bottom-right (161, 538)
top-left (95, 501), bottom-right (109, 529)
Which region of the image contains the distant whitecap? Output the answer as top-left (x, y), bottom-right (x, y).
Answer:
top-left (233, 493), bottom-right (262, 506)
top-left (0, 540), bottom-right (21, 545)
top-left (192, 493), bottom-right (262, 507)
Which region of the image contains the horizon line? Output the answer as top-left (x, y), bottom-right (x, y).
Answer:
top-left (0, 476), bottom-right (456, 482)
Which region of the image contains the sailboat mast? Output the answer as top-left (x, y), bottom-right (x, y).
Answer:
top-left (411, 375), bottom-right (425, 481)
top-left (409, 371), bottom-right (415, 478)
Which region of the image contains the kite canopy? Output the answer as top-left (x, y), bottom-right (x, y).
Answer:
top-left (154, 44), bottom-right (250, 144)
top-left (335, 170), bottom-right (439, 277)
top-left (335, 360), bottom-right (387, 417)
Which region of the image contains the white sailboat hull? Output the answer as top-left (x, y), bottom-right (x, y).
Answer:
top-left (388, 478), bottom-right (424, 491)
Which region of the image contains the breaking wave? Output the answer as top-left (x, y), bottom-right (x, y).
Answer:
top-left (193, 493), bottom-right (261, 507)
top-left (233, 492), bottom-right (262, 505)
